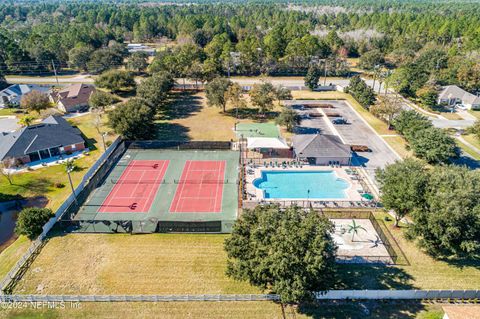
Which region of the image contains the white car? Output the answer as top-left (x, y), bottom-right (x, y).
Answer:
top-left (455, 103), bottom-right (468, 110)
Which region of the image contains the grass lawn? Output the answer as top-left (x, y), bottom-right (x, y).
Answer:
top-left (468, 109), bottom-right (480, 120)
top-left (13, 234), bottom-right (258, 295)
top-left (456, 139), bottom-right (480, 160)
top-left (0, 113), bottom-right (117, 279)
top-left (291, 91), bottom-right (410, 158)
top-left (462, 134), bottom-right (480, 150)
top-left (156, 92), bottom-right (285, 141)
top-left (0, 108), bottom-right (22, 116)
top-left (0, 301), bottom-right (444, 319)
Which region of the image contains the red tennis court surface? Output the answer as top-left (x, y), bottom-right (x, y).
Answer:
top-left (170, 160), bottom-right (226, 213)
top-left (99, 160), bottom-right (169, 213)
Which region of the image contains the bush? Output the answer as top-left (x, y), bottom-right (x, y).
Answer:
top-left (54, 182), bottom-right (65, 188)
top-left (15, 207), bottom-right (54, 240)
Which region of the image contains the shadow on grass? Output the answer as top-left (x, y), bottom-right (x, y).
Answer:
top-left (224, 107), bottom-right (279, 121)
top-left (298, 300), bottom-right (434, 319)
top-left (155, 122), bottom-right (190, 142)
top-left (335, 264), bottom-right (415, 290)
top-left (21, 178), bottom-right (53, 196)
top-left (451, 155), bottom-right (480, 169)
top-left (160, 92), bottom-right (202, 120)
top-left (438, 256), bottom-right (480, 271)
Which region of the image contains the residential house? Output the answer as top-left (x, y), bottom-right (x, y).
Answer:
top-left (0, 115), bottom-right (85, 165)
top-left (0, 84), bottom-right (51, 108)
top-left (438, 85), bottom-right (480, 110)
top-left (50, 83), bottom-right (95, 113)
top-left (292, 134), bottom-right (352, 165)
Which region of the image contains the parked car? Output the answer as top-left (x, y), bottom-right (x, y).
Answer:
top-left (332, 117), bottom-right (348, 124)
top-left (351, 145), bottom-right (372, 152)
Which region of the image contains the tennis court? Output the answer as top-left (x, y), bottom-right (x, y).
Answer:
top-left (235, 123), bottom-right (280, 138)
top-left (99, 160), bottom-right (169, 213)
top-left (170, 160), bottom-right (225, 213)
top-left (74, 149), bottom-right (239, 233)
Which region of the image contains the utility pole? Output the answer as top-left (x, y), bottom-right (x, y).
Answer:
top-left (323, 59), bottom-right (328, 86)
top-left (51, 60), bottom-right (59, 85)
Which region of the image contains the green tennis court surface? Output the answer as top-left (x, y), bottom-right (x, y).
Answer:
top-left (235, 123), bottom-right (280, 138)
top-left (74, 149), bottom-right (239, 233)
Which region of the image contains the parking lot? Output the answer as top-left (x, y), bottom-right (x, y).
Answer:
top-left (285, 100), bottom-right (400, 183)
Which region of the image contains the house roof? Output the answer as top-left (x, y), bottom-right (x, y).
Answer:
top-left (438, 85), bottom-right (480, 105)
top-left (50, 84), bottom-right (95, 109)
top-left (0, 84), bottom-right (51, 106)
top-left (0, 115), bottom-right (84, 160)
top-left (292, 134), bottom-right (351, 158)
top-left (246, 137), bottom-right (289, 149)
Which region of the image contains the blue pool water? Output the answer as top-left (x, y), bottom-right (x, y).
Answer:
top-left (253, 170), bottom-right (349, 199)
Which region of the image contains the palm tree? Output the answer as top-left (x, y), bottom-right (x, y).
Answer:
top-left (348, 219), bottom-right (367, 242)
top-left (64, 159), bottom-right (78, 205)
top-left (19, 115), bottom-right (35, 127)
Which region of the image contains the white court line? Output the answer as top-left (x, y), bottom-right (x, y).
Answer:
top-left (171, 160), bottom-right (191, 212)
top-left (140, 160), bottom-right (168, 211)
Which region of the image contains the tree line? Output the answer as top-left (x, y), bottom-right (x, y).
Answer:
top-left (0, 1), bottom-right (479, 79)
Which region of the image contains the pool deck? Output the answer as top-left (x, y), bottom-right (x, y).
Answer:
top-left (245, 165), bottom-right (364, 202)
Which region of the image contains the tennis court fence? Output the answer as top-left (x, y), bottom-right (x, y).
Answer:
top-left (0, 138), bottom-right (127, 294)
top-left (128, 140), bottom-right (232, 150)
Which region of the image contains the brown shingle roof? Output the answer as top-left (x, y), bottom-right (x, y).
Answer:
top-left (51, 84), bottom-right (95, 109)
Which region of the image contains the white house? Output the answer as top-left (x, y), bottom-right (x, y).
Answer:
top-left (438, 85), bottom-right (480, 110)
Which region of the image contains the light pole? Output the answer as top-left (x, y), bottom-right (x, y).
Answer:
top-left (101, 132), bottom-right (107, 152)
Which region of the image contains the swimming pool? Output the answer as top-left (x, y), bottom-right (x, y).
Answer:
top-left (253, 170), bottom-right (350, 199)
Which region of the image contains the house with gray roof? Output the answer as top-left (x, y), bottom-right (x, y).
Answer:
top-left (0, 84), bottom-right (52, 108)
top-left (292, 134), bottom-right (351, 165)
top-left (0, 115), bottom-right (85, 165)
top-left (438, 85), bottom-right (480, 110)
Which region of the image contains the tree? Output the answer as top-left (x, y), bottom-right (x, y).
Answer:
top-left (15, 207), bottom-right (53, 240)
top-left (304, 65), bottom-right (321, 90)
top-left (68, 45), bottom-right (94, 72)
top-left (345, 76), bottom-right (376, 108)
top-left (274, 87), bottom-right (292, 106)
top-left (409, 127), bottom-right (459, 164)
top-left (369, 98), bottom-right (402, 129)
top-left (205, 77), bottom-right (232, 112)
top-left (0, 157), bottom-right (17, 185)
top-left (136, 72), bottom-right (174, 109)
top-left (19, 115), bottom-right (35, 127)
top-left (466, 120), bottom-right (480, 141)
top-left (416, 85), bottom-right (439, 109)
top-left (249, 82), bottom-right (276, 115)
top-left (392, 110), bottom-right (432, 138)
top-left (87, 46), bottom-right (125, 74)
top-left (225, 205), bottom-right (337, 305)
top-left (348, 220), bottom-right (367, 241)
top-left (0, 72), bottom-right (8, 90)
top-left (127, 51), bottom-right (149, 73)
top-left (408, 166), bottom-right (480, 258)
top-left (95, 70), bottom-right (136, 93)
top-left (359, 49), bottom-right (385, 70)
top-left (376, 159), bottom-right (429, 227)
top-left (108, 98), bottom-right (156, 140)
top-left (225, 83), bottom-right (246, 118)
top-left (276, 108), bottom-right (300, 132)
top-left (89, 91), bottom-right (120, 113)
top-left (20, 90), bottom-right (51, 113)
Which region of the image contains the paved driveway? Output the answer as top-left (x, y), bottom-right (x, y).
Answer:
top-left (0, 116), bottom-right (20, 133)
